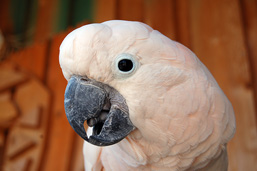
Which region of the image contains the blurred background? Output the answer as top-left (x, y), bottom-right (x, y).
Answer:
top-left (0, 0), bottom-right (257, 170)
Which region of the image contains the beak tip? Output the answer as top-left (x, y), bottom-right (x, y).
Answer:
top-left (69, 119), bottom-right (89, 141)
top-left (88, 135), bottom-right (120, 146)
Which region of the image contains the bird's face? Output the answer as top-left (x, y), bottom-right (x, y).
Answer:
top-left (60, 21), bottom-right (204, 146)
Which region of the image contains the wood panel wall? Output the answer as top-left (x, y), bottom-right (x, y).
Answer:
top-left (0, 0), bottom-right (257, 170)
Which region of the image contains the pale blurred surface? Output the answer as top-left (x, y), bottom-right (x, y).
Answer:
top-left (0, 0), bottom-right (257, 171)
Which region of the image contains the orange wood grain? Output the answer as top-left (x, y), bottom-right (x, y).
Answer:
top-left (0, 62), bottom-right (50, 171)
top-left (5, 79), bottom-right (50, 171)
top-left (94, 0), bottom-right (117, 22)
top-left (174, 0), bottom-right (191, 48)
top-left (34, 0), bottom-right (59, 42)
top-left (8, 42), bottom-right (48, 81)
top-left (0, 96), bottom-right (17, 128)
top-left (118, 0), bottom-right (144, 21)
top-left (241, 0), bottom-right (257, 124)
top-left (144, 0), bottom-right (177, 40)
top-left (189, 0), bottom-right (257, 170)
top-left (0, 62), bottom-right (27, 92)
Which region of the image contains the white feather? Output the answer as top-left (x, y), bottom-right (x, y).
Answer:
top-left (60, 20), bottom-right (236, 171)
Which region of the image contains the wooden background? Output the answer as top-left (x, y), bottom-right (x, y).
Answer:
top-left (0, 0), bottom-right (257, 170)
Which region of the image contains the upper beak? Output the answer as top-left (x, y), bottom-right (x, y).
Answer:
top-left (64, 76), bottom-right (135, 146)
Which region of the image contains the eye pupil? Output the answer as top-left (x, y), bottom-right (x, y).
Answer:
top-left (118, 59), bottom-right (133, 72)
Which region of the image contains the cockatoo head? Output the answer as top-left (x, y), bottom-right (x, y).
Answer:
top-left (59, 20), bottom-right (235, 156)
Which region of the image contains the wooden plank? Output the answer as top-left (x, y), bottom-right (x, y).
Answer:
top-left (3, 79), bottom-right (50, 171)
top-left (0, 97), bottom-right (17, 128)
top-left (174, 0), bottom-right (191, 48)
top-left (34, 0), bottom-right (59, 42)
top-left (94, 0), bottom-right (117, 22)
top-left (0, 130), bottom-right (4, 154)
top-left (42, 31), bottom-right (76, 171)
top-left (144, 0), bottom-right (176, 40)
top-left (8, 42), bottom-right (48, 81)
top-left (189, 0), bottom-right (257, 170)
top-left (118, 0), bottom-right (144, 21)
top-left (240, 0), bottom-right (257, 124)
top-left (0, 91), bottom-right (11, 102)
top-left (0, 62), bottom-right (27, 92)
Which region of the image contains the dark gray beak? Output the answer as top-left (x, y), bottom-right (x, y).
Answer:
top-left (64, 76), bottom-right (135, 146)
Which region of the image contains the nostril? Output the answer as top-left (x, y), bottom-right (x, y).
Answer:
top-left (80, 77), bottom-right (89, 82)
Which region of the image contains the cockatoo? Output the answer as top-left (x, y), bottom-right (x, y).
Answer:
top-left (59, 20), bottom-right (236, 171)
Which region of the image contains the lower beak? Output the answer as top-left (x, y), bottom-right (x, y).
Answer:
top-left (64, 76), bottom-right (135, 146)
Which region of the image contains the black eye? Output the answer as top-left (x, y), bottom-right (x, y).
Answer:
top-left (118, 59), bottom-right (133, 72)
top-left (114, 53), bottom-right (138, 77)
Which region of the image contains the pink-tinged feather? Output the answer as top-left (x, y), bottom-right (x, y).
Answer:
top-left (59, 20), bottom-right (236, 171)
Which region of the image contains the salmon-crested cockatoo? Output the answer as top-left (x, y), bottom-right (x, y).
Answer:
top-left (59, 20), bottom-right (236, 171)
